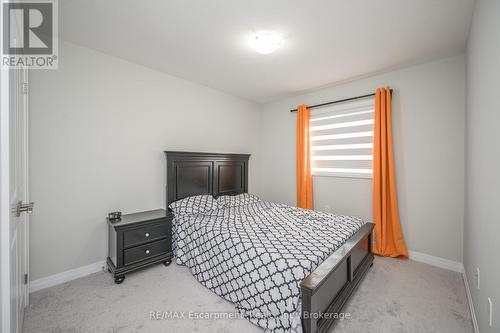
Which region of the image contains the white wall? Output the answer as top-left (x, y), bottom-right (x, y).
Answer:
top-left (464, 0), bottom-right (500, 331)
top-left (258, 55), bottom-right (466, 262)
top-left (29, 42), bottom-right (261, 280)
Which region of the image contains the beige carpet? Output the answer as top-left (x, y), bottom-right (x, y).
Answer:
top-left (23, 257), bottom-right (473, 333)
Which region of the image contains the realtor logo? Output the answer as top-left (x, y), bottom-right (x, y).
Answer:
top-left (2, 0), bottom-right (58, 69)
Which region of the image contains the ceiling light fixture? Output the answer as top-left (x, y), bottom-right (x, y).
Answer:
top-left (249, 31), bottom-right (284, 54)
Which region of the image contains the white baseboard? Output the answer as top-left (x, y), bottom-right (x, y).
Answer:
top-left (408, 250), bottom-right (464, 273)
top-left (462, 270), bottom-right (479, 333)
top-left (30, 260), bottom-right (106, 293)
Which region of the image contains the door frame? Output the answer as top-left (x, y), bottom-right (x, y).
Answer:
top-left (22, 68), bottom-right (29, 307)
top-left (1, 5), bottom-right (11, 331)
top-left (1, 50), bottom-right (12, 333)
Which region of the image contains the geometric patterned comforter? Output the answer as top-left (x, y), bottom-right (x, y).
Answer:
top-left (173, 200), bottom-right (365, 332)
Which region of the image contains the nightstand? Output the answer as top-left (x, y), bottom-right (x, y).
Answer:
top-left (106, 209), bottom-right (173, 284)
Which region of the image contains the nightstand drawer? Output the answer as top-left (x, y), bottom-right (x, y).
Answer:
top-left (123, 239), bottom-right (168, 266)
top-left (123, 222), bottom-right (168, 248)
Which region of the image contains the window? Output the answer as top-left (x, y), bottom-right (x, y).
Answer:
top-left (309, 98), bottom-right (374, 178)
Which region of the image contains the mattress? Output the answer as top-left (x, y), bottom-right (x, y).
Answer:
top-left (173, 200), bottom-right (365, 332)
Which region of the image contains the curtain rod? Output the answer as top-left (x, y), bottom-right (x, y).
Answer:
top-left (289, 89), bottom-right (393, 113)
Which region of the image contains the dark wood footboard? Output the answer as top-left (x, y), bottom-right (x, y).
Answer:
top-left (301, 223), bottom-right (374, 333)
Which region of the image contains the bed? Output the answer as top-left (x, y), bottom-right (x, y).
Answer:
top-left (165, 151), bottom-right (374, 333)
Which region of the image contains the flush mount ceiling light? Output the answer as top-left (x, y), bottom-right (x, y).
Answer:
top-left (249, 31), bottom-right (285, 54)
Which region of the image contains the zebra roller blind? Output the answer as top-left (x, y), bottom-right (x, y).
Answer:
top-left (309, 98), bottom-right (375, 178)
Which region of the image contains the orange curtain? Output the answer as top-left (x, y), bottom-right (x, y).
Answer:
top-left (296, 104), bottom-right (313, 209)
top-left (372, 87), bottom-right (408, 258)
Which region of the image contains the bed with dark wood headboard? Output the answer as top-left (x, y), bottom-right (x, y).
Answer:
top-left (164, 151), bottom-right (374, 333)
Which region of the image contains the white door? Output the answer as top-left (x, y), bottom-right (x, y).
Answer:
top-left (0, 6), bottom-right (31, 333)
top-left (1, 9), bottom-right (31, 331)
top-left (8, 65), bottom-right (30, 333)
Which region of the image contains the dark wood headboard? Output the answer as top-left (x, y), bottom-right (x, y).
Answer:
top-left (164, 151), bottom-right (250, 207)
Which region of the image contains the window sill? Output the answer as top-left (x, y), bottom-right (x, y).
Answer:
top-left (312, 173), bottom-right (372, 180)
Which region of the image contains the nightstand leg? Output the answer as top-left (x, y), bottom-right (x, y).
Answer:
top-left (114, 276), bottom-right (125, 284)
top-left (163, 259), bottom-right (172, 266)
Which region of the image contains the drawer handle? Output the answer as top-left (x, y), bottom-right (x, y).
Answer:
top-left (145, 250), bottom-right (150, 254)
top-left (145, 232), bottom-right (150, 237)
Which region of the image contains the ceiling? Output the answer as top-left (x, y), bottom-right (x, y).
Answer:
top-left (60, 0), bottom-right (475, 104)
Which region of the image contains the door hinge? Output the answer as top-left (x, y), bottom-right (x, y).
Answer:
top-left (24, 274), bottom-right (28, 284)
top-left (23, 82), bottom-right (28, 95)
top-left (14, 201), bottom-right (34, 217)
